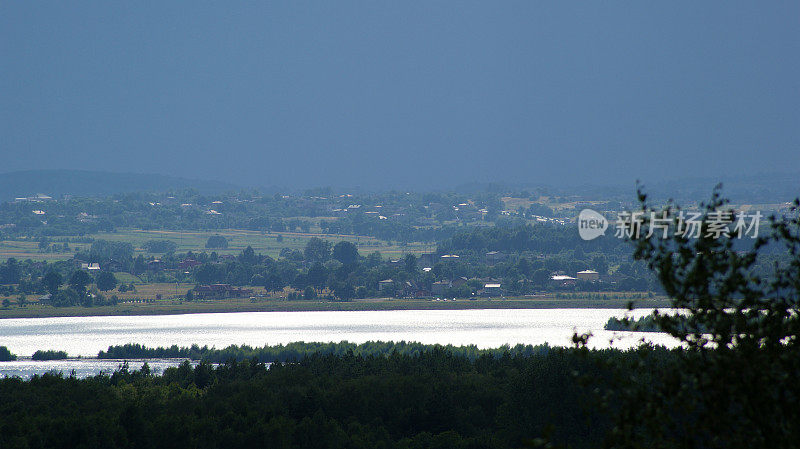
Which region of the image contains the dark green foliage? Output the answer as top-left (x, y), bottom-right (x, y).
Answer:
top-left (142, 239), bottom-right (178, 253)
top-left (583, 188), bottom-right (800, 449)
top-left (98, 343), bottom-right (209, 360)
top-left (90, 240), bottom-right (134, 261)
top-left (332, 240), bottom-right (358, 265)
top-left (404, 253), bottom-right (417, 273)
top-left (264, 273), bottom-right (285, 293)
top-left (96, 341), bottom-right (552, 363)
top-left (31, 350), bottom-right (69, 360)
top-left (238, 245), bottom-right (258, 265)
top-left (50, 288), bottom-right (81, 307)
top-left (0, 345), bottom-right (16, 361)
top-left (68, 270), bottom-right (92, 293)
top-left (604, 315), bottom-right (661, 332)
top-left (0, 258), bottom-right (22, 284)
top-left (527, 203), bottom-right (554, 217)
top-left (439, 223), bottom-right (624, 255)
top-left (307, 263), bottom-right (326, 291)
top-left (194, 262), bottom-right (226, 284)
top-left (205, 235), bottom-right (228, 249)
top-left (604, 314), bottom-right (712, 334)
top-left (304, 237), bottom-right (331, 264)
top-left (2, 344), bottom-right (642, 449)
top-left (332, 282), bottom-right (355, 301)
top-left (95, 271), bottom-right (118, 291)
top-left (43, 270), bottom-right (63, 295)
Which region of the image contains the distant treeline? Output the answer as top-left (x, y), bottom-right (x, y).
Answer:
top-left (0, 347), bottom-right (69, 361)
top-left (98, 341), bottom-right (553, 363)
top-left (604, 314), bottom-right (719, 334)
top-left (438, 223), bottom-right (626, 255)
top-left (604, 315), bottom-right (662, 332)
top-left (0, 345), bottom-right (16, 361)
top-left (31, 350), bottom-right (69, 361)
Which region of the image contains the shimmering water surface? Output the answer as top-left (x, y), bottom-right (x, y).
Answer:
top-left (0, 308), bottom-right (676, 378)
top-left (0, 359), bottom-right (196, 379)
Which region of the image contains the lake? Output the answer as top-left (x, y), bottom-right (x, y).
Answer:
top-left (0, 308), bottom-right (677, 378)
top-left (0, 358), bottom-right (197, 379)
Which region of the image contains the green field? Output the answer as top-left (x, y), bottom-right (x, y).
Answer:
top-left (0, 240), bottom-right (82, 261)
top-left (0, 228), bottom-right (437, 262)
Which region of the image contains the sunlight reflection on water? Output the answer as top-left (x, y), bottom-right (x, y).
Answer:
top-left (0, 308), bottom-right (677, 358)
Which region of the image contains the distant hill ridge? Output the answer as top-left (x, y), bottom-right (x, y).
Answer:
top-left (0, 170), bottom-right (238, 202)
top-left (455, 172), bottom-right (800, 204)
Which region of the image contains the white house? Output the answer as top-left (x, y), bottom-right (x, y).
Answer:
top-left (550, 275), bottom-right (577, 281)
top-left (483, 283), bottom-right (503, 297)
top-left (577, 270), bottom-right (600, 281)
top-left (378, 279), bottom-right (395, 293)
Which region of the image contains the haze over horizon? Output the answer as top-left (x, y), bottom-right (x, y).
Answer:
top-left (2, 2), bottom-right (798, 190)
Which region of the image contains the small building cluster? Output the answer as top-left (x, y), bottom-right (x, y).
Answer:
top-left (14, 193), bottom-right (53, 203)
top-left (550, 269), bottom-right (600, 286)
top-left (80, 262), bottom-right (101, 271)
top-left (377, 276), bottom-right (504, 299)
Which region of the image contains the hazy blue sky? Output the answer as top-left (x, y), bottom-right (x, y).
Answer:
top-left (2, 2), bottom-right (798, 189)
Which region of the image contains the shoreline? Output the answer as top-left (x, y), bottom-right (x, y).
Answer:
top-left (0, 296), bottom-right (672, 319)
